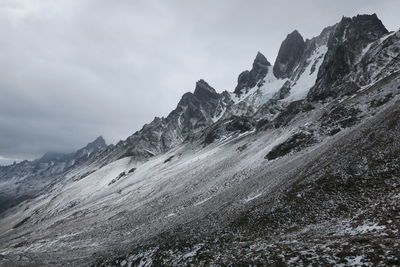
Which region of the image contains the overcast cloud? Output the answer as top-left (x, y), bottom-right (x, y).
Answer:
top-left (0, 0), bottom-right (398, 163)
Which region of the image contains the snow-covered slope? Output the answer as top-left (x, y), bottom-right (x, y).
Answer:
top-left (0, 136), bottom-right (108, 214)
top-left (0, 14), bottom-right (399, 266)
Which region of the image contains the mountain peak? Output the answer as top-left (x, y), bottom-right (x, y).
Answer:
top-left (193, 79), bottom-right (219, 100)
top-left (194, 79), bottom-right (215, 93)
top-left (36, 136), bottom-right (106, 164)
top-left (308, 13), bottom-right (389, 101)
top-left (72, 136), bottom-right (107, 160)
top-left (333, 13), bottom-right (388, 46)
top-left (38, 152), bottom-right (66, 162)
top-left (82, 136), bottom-right (107, 153)
top-left (273, 29), bottom-right (306, 79)
top-left (90, 136), bottom-right (107, 148)
top-left (234, 52), bottom-right (271, 95)
top-left (253, 51), bottom-right (271, 69)
top-left (288, 29), bottom-right (302, 38)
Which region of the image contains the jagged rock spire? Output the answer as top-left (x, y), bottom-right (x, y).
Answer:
top-left (234, 51), bottom-right (271, 95)
top-left (273, 30), bottom-right (305, 79)
top-left (331, 14), bottom-right (388, 47)
top-left (194, 79), bottom-right (219, 100)
top-left (308, 13), bottom-right (389, 100)
top-left (86, 136), bottom-right (107, 150)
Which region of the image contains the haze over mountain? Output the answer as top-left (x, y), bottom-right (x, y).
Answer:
top-left (0, 10), bottom-right (399, 266)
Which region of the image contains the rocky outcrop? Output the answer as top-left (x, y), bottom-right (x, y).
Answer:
top-left (265, 132), bottom-right (316, 160)
top-left (234, 52), bottom-right (271, 95)
top-left (354, 30), bottom-right (400, 86)
top-left (119, 14), bottom-right (396, 163)
top-left (121, 79), bottom-right (228, 158)
top-left (271, 26), bottom-right (331, 103)
top-left (308, 14), bottom-right (389, 100)
top-left (202, 116), bottom-right (256, 145)
top-left (273, 30), bottom-right (306, 79)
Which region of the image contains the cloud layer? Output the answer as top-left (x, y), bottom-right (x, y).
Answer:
top-left (0, 0), bottom-right (398, 161)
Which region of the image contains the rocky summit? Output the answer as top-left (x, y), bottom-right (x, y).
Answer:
top-left (0, 13), bottom-right (400, 266)
top-left (273, 30), bottom-right (305, 79)
top-left (234, 52), bottom-right (271, 95)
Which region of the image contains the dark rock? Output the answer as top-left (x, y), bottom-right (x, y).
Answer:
top-left (108, 172), bottom-right (126, 186)
top-left (275, 81), bottom-right (292, 100)
top-left (193, 79), bottom-right (220, 102)
top-left (202, 116), bottom-right (255, 145)
top-left (370, 93), bottom-right (393, 108)
top-left (237, 144), bottom-right (248, 152)
top-left (122, 80), bottom-right (224, 160)
top-left (225, 116), bottom-right (255, 133)
top-left (265, 132), bottom-right (316, 160)
top-left (256, 118), bottom-right (273, 131)
top-left (309, 14), bottom-right (388, 101)
top-left (328, 128), bottom-right (341, 136)
top-left (273, 30), bottom-right (306, 79)
top-left (203, 126), bottom-right (222, 145)
top-left (13, 216), bottom-right (31, 229)
top-left (164, 156), bottom-right (174, 163)
top-left (320, 105), bottom-right (361, 129)
top-left (301, 103), bottom-right (315, 112)
top-left (273, 100), bottom-right (305, 128)
top-left (234, 52), bottom-right (271, 95)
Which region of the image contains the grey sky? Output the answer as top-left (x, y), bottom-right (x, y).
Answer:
top-left (0, 0), bottom-right (398, 162)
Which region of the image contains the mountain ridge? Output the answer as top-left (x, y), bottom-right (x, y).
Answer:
top-left (0, 13), bottom-right (399, 266)
top-left (0, 136), bottom-right (108, 214)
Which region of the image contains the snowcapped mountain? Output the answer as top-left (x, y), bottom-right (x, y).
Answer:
top-left (0, 14), bottom-right (400, 266)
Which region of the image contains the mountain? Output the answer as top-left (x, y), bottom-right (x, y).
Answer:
top-left (234, 52), bottom-right (272, 95)
top-left (0, 136), bottom-right (107, 214)
top-left (273, 30), bottom-right (305, 79)
top-left (0, 14), bottom-right (399, 266)
top-left (309, 14), bottom-right (390, 100)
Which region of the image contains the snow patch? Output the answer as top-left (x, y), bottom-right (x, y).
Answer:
top-left (341, 255), bottom-right (366, 266)
top-left (194, 197), bottom-right (212, 206)
top-left (231, 66), bottom-right (287, 107)
top-left (243, 193), bottom-right (262, 203)
top-left (285, 45), bottom-right (328, 101)
top-left (182, 244), bottom-right (203, 260)
top-left (344, 223), bottom-right (386, 235)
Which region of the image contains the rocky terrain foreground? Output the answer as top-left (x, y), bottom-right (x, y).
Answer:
top-left (0, 14), bottom-right (399, 266)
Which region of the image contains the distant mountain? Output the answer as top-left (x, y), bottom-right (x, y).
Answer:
top-left (0, 158), bottom-right (18, 167)
top-left (0, 14), bottom-right (399, 266)
top-left (0, 136), bottom-right (107, 214)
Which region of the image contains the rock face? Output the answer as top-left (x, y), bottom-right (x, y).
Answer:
top-left (119, 79), bottom-right (229, 159)
top-left (113, 14), bottom-right (395, 163)
top-left (264, 131), bottom-right (316, 160)
top-left (309, 14), bottom-right (389, 100)
top-left (234, 52), bottom-right (271, 95)
top-left (353, 30), bottom-right (400, 86)
top-left (273, 30), bottom-right (306, 79)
